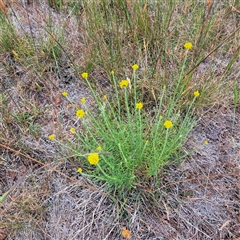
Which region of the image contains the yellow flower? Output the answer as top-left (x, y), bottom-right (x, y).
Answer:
top-left (146, 140), bottom-right (149, 143)
top-left (111, 70), bottom-right (115, 75)
top-left (81, 72), bottom-right (88, 79)
top-left (103, 95), bottom-right (107, 99)
top-left (136, 102), bottom-right (143, 109)
top-left (163, 85), bottom-right (166, 89)
top-left (132, 64), bottom-right (139, 71)
top-left (77, 168), bottom-right (82, 173)
top-left (88, 153), bottom-right (99, 165)
top-left (159, 115), bottom-right (163, 119)
top-left (119, 80), bottom-right (129, 89)
top-left (164, 120), bottom-right (173, 129)
top-left (76, 109), bottom-right (85, 118)
top-left (80, 97), bottom-right (86, 103)
top-left (194, 91), bottom-right (200, 97)
top-left (70, 127), bottom-right (75, 133)
top-left (204, 140), bottom-right (209, 145)
top-left (62, 91), bottom-right (68, 97)
top-left (96, 146), bottom-right (102, 151)
top-left (48, 134), bottom-right (55, 140)
top-left (184, 42), bottom-right (193, 50)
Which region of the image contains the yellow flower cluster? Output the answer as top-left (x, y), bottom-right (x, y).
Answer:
top-left (80, 97), bottom-right (86, 103)
top-left (70, 127), bottom-right (75, 133)
top-left (136, 102), bottom-right (143, 109)
top-left (164, 120), bottom-right (173, 129)
top-left (132, 64), bottom-right (139, 71)
top-left (88, 153), bottom-right (99, 165)
top-left (184, 42), bottom-right (193, 50)
top-left (62, 91), bottom-right (68, 97)
top-left (81, 72), bottom-right (88, 79)
top-left (76, 109), bottom-right (85, 118)
top-left (96, 146), bottom-right (102, 151)
top-left (119, 80), bottom-right (129, 89)
top-left (48, 134), bottom-right (55, 140)
top-left (194, 91), bottom-right (200, 97)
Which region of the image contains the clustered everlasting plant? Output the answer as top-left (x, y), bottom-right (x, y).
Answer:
top-left (75, 109), bottom-right (85, 118)
top-left (183, 42), bottom-right (193, 50)
top-left (49, 43), bottom-right (201, 190)
top-left (61, 91), bottom-right (68, 97)
top-left (1, 1), bottom-right (239, 237)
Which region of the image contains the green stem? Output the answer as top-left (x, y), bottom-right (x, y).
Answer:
top-left (133, 70), bottom-right (137, 106)
top-left (112, 73), bottom-right (121, 117)
top-left (149, 128), bottom-right (170, 176)
top-left (97, 164), bottom-right (116, 180)
top-left (124, 89), bottom-right (131, 123)
top-left (118, 143), bottom-right (128, 167)
top-left (138, 110), bottom-right (142, 143)
top-left (173, 50), bottom-right (189, 100)
top-left (140, 140), bottom-right (149, 160)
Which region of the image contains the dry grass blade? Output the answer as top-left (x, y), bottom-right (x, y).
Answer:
top-left (0, 0), bottom-right (7, 15)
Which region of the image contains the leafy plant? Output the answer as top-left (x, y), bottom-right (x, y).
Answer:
top-left (49, 45), bottom-right (200, 191)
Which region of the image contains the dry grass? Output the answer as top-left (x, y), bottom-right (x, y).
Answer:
top-left (1, 0), bottom-right (240, 239)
